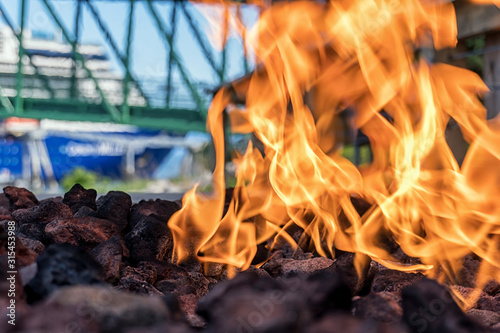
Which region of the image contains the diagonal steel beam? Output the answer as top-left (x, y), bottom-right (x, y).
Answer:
top-left (0, 84), bottom-right (15, 114)
top-left (41, 0), bottom-right (121, 122)
top-left (166, 0), bottom-right (178, 108)
top-left (122, 0), bottom-right (135, 121)
top-left (145, 0), bottom-right (206, 116)
top-left (85, 0), bottom-right (150, 106)
top-left (15, 0), bottom-right (27, 114)
top-left (0, 1), bottom-right (57, 99)
top-left (180, 2), bottom-right (222, 78)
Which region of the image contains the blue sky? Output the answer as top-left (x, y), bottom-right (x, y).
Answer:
top-left (1, 0), bottom-right (259, 104)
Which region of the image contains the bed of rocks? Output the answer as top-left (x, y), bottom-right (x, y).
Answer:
top-left (0, 184), bottom-right (499, 333)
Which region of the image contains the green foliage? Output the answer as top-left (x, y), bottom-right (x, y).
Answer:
top-left (61, 167), bottom-right (110, 192)
top-left (342, 145), bottom-right (372, 165)
top-left (465, 35), bottom-right (485, 76)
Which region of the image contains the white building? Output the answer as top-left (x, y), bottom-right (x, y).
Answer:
top-left (0, 25), bottom-right (145, 106)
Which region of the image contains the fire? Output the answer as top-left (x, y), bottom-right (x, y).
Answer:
top-left (169, 0), bottom-right (500, 299)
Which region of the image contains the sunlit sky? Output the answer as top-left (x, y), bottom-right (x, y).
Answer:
top-left (1, 0), bottom-right (259, 96)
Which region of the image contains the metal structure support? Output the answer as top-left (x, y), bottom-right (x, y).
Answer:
top-left (181, 3), bottom-right (221, 78)
top-left (122, 0), bottom-right (135, 122)
top-left (85, 0), bottom-right (149, 105)
top-left (41, 0), bottom-right (122, 121)
top-left (0, 1), bottom-right (56, 98)
top-left (220, 5), bottom-right (229, 82)
top-left (71, 0), bottom-right (82, 99)
top-left (166, 0), bottom-right (178, 108)
top-left (145, 0), bottom-right (206, 116)
top-left (0, 0), bottom-right (255, 134)
top-left (15, 0), bottom-right (28, 115)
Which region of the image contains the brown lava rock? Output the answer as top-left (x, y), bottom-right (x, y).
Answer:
top-left (129, 198), bottom-right (180, 230)
top-left (97, 190), bottom-right (132, 231)
top-left (262, 256), bottom-right (334, 277)
top-left (25, 243), bottom-right (104, 303)
top-left (370, 263), bottom-right (424, 294)
top-left (3, 186), bottom-right (39, 210)
top-left (45, 285), bottom-right (179, 333)
top-left (197, 268), bottom-right (352, 333)
top-left (353, 292), bottom-right (403, 323)
top-left (0, 225), bottom-right (37, 268)
top-left (1, 301), bottom-right (100, 333)
top-left (16, 222), bottom-right (46, 244)
top-left (45, 216), bottom-right (120, 249)
top-left (63, 183), bottom-right (97, 214)
top-left (4, 185), bottom-right (499, 333)
top-left (125, 215), bottom-right (173, 263)
top-left (121, 262), bottom-right (158, 285)
top-left (0, 193), bottom-right (12, 219)
top-left (89, 235), bottom-right (129, 283)
top-left (305, 313), bottom-right (410, 333)
top-left (402, 279), bottom-right (489, 333)
top-left (17, 235), bottom-right (45, 254)
top-left (12, 200), bottom-right (73, 225)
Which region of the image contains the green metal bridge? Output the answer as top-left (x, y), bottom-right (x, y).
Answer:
top-left (0, 0), bottom-right (255, 133)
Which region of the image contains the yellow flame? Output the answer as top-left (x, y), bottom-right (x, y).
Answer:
top-left (169, 0), bottom-right (500, 295)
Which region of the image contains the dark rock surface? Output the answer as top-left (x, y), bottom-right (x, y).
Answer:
top-left (16, 222), bottom-right (46, 243)
top-left (129, 198), bottom-right (180, 229)
top-left (402, 279), bottom-right (489, 333)
top-left (353, 292), bottom-right (402, 323)
top-left (198, 268), bottom-right (352, 332)
top-left (89, 235), bottom-right (129, 283)
top-left (45, 285), bottom-right (176, 333)
top-left (12, 200), bottom-right (73, 225)
top-left (97, 191), bottom-right (132, 231)
top-left (63, 183), bottom-right (97, 214)
top-left (2, 302), bottom-right (100, 333)
top-left (125, 215), bottom-right (172, 263)
top-left (4, 186), bottom-right (39, 210)
top-left (1, 186), bottom-right (498, 332)
top-left (262, 256), bottom-right (334, 277)
top-left (45, 216), bottom-right (120, 249)
top-left (17, 235), bottom-right (45, 254)
top-left (370, 263), bottom-right (424, 294)
top-left (25, 243), bottom-right (103, 303)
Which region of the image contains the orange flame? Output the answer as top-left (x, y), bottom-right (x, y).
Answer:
top-left (169, 0), bottom-right (500, 295)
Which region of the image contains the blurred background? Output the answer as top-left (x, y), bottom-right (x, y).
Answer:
top-left (0, 0), bottom-right (497, 195)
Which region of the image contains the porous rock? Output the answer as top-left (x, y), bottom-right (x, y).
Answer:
top-left (121, 262), bottom-right (158, 285)
top-left (46, 285), bottom-right (176, 333)
top-left (3, 186), bottom-right (39, 210)
top-left (262, 256), bottom-right (334, 278)
top-left (353, 292), bottom-right (402, 323)
top-left (117, 277), bottom-right (164, 296)
top-left (370, 263), bottom-right (424, 294)
top-left (16, 222), bottom-right (46, 244)
top-left (467, 309), bottom-right (500, 327)
top-left (63, 183), bottom-right (97, 214)
top-left (89, 235), bottom-right (129, 283)
top-left (45, 216), bottom-right (120, 249)
top-left (402, 278), bottom-right (488, 333)
top-left (305, 313), bottom-right (410, 333)
top-left (17, 235), bottom-right (45, 254)
top-left (12, 200), bottom-right (72, 225)
top-left (0, 225), bottom-right (37, 268)
top-left (198, 271), bottom-right (309, 333)
top-left (125, 215), bottom-right (172, 263)
top-left (1, 302), bottom-right (99, 333)
top-left (25, 243), bottom-right (103, 303)
top-left (129, 198), bottom-right (180, 229)
top-left (97, 190), bottom-right (132, 231)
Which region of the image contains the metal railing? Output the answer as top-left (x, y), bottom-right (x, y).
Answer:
top-left (0, 0), bottom-right (254, 133)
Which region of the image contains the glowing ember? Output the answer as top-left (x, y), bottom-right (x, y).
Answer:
top-left (169, 0), bottom-right (500, 300)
